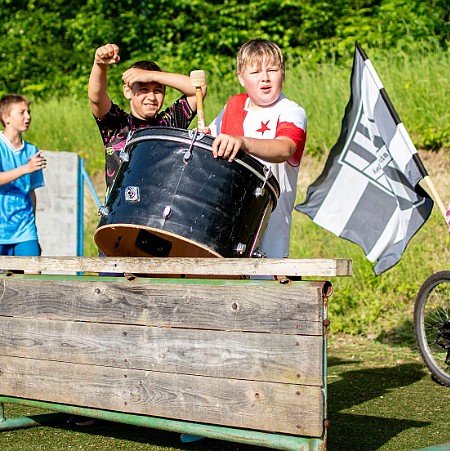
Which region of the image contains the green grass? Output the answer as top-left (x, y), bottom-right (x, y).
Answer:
top-left (327, 336), bottom-right (450, 451)
top-left (25, 97), bottom-right (104, 175)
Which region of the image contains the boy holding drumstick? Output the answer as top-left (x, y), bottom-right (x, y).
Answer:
top-left (88, 43), bottom-right (207, 193)
top-left (209, 39), bottom-right (307, 259)
top-left (180, 39), bottom-right (308, 445)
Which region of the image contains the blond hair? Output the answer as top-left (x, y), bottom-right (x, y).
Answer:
top-left (236, 39), bottom-right (285, 75)
top-left (0, 94), bottom-right (30, 126)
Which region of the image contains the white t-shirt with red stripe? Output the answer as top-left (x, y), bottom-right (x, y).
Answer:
top-left (209, 93), bottom-right (307, 257)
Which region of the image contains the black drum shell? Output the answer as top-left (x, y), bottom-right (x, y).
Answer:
top-left (94, 127), bottom-right (280, 258)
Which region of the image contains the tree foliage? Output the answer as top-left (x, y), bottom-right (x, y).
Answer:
top-left (0, 0), bottom-right (448, 98)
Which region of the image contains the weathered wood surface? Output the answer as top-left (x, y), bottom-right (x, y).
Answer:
top-left (0, 277), bottom-right (325, 335)
top-left (0, 271), bottom-right (330, 438)
top-left (0, 256), bottom-right (352, 277)
top-left (0, 316), bottom-right (322, 385)
top-left (0, 356), bottom-right (323, 436)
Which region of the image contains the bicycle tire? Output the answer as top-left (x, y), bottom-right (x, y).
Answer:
top-left (414, 271), bottom-right (450, 387)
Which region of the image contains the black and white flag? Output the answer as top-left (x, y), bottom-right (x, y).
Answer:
top-left (295, 42), bottom-right (433, 275)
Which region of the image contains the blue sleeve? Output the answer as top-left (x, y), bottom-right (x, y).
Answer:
top-left (27, 143), bottom-right (45, 190)
top-left (30, 168), bottom-right (44, 191)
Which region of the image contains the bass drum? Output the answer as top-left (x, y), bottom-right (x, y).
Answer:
top-left (94, 127), bottom-right (280, 258)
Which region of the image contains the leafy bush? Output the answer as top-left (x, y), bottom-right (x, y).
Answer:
top-left (1, 0), bottom-right (448, 103)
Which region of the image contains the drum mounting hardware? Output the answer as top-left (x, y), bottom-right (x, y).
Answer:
top-left (183, 149), bottom-right (193, 163)
top-left (255, 166), bottom-right (273, 196)
top-left (235, 243), bottom-right (247, 255)
top-left (125, 186), bottom-right (140, 203)
top-left (254, 187), bottom-right (264, 197)
top-left (98, 205), bottom-right (110, 217)
top-left (188, 129), bottom-right (205, 141)
top-left (251, 249), bottom-right (266, 258)
top-left (163, 206), bottom-right (172, 219)
top-left (184, 129), bottom-right (206, 163)
top-left (119, 149), bottom-right (130, 163)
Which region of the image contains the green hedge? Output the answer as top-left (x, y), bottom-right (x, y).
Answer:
top-left (1, 0), bottom-right (448, 101)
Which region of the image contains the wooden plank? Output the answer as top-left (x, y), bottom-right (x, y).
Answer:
top-left (0, 256), bottom-right (352, 277)
top-left (0, 278), bottom-right (324, 335)
top-left (0, 317), bottom-right (323, 385)
top-left (0, 356), bottom-right (324, 437)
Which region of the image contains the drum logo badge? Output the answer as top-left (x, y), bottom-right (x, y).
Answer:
top-left (125, 186), bottom-right (140, 203)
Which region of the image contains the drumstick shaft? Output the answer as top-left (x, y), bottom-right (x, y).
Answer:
top-left (190, 70), bottom-right (206, 131)
top-left (196, 87), bottom-right (205, 130)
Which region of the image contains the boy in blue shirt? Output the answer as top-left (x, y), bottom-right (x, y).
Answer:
top-left (0, 94), bottom-right (46, 259)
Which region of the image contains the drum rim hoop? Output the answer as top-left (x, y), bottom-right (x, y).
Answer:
top-left (126, 130), bottom-right (280, 204)
top-left (94, 223), bottom-right (224, 258)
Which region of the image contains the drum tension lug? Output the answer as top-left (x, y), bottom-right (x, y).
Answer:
top-left (184, 128), bottom-right (203, 163)
top-left (234, 243), bottom-right (247, 255)
top-left (255, 167), bottom-right (272, 197)
top-left (119, 149), bottom-right (130, 163)
top-left (163, 206), bottom-right (172, 219)
top-left (183, 150), bottom-right (192, 163)
top-left (254, 187), bottom-right (264, 197)
top-left (251, 249), bottom-right (266, 258)
top-left (98, 205), bottom-right (110, 217)
top-left (188, 129), bottom-right (205, 141)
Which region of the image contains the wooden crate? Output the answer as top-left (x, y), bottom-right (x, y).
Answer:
top-left (0, 257), bottom-right (351, 450)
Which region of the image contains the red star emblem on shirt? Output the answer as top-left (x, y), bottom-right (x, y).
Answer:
top-left (256, 120), bottom-right (271, 135)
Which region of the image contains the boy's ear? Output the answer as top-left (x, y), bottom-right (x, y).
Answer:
top-left (237, 73), bottom-right (245, 87)
top-left (123, 84), bottom-right (132, 100)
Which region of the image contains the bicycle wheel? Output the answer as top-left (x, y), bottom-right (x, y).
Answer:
top-left (414, 271), bottom-right (450, 387)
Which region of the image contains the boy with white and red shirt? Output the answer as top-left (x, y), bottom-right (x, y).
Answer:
top-left (208, 39), bottom-right (307, 258)
top-left (181, 41), bottom-right (307, 444)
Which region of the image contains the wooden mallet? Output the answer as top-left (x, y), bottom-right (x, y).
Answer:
top-left (190, 70), bottom-right (206, 131)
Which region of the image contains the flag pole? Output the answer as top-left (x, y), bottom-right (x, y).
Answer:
top-left (412, 153), bottom-right (448, 219)
top-left (423, 176), bottom-right (447, 218)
